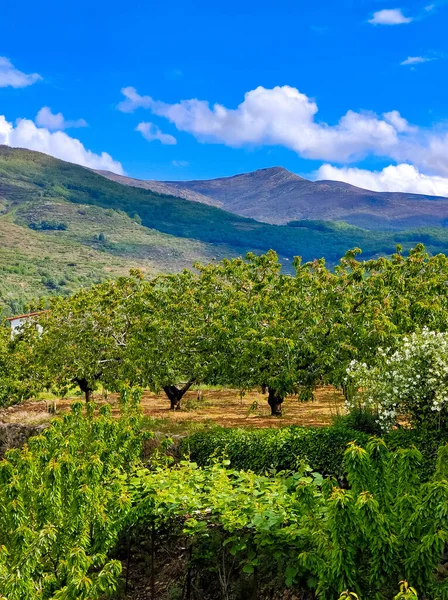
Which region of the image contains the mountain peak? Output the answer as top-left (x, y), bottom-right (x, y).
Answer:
top-left (96, 162), bottom-right (448, 230)
top-left (232, 166), bottom-right (305, 181)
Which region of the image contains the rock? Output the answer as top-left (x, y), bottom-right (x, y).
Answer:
top-left (0, 423), bottom-right (48, 458)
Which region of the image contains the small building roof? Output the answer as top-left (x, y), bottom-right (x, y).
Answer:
top-left (6, 310), bottom-right (49, 322)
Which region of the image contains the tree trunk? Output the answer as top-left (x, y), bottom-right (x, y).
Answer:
top-left (74, 377), bottom-right (93, 403)
top-left (342, 381), bottom-right (355, 402)
top-left (261, 383), bottom-right (268, 395)
top-left (163, 379), bottom-right (195, 410)
top-left (267, 388), bottom-right (284, 416)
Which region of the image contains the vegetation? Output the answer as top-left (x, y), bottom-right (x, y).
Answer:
top-left (1, 403), bottom-right (448, 598)
top-left (4, 146), bottom-right (448, 316)
top-left (0, 394), bottom-right (146, 599)
top-left (182, 425), bottom-right (370, 478)
top-left (130, 439), bottom-right (448, 599)
top-left (6, 243), bottom-right (448, 416)
top-left (0, 325), bottom-right (38, 406)
top-left (3, 240), bottom-right (448, 598)
top-left (0, 199), bottom-right (237, 318)
top-left (347, 329), bottom-right (448, 431)
top-left (28, 219), bottom-right (68, 231)
top-left (182, 423), bottom-right (448, 481)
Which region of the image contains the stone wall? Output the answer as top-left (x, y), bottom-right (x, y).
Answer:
top-left (0, 423), bottom-right (47, 458)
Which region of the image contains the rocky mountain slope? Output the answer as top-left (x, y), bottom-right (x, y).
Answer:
top-left (97, 166), bottom-right (448, 230)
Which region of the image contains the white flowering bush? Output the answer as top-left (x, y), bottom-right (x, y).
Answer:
top-left (346, 329), bottom-right (448, 431)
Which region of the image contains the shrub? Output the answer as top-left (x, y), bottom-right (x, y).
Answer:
top-left (132, 441), bottom-right (448, 599)
top-left (333, 406), bottom-right (383, 436)
top-left (181, 425), bottom-right (369, 478)
top-left (29, 220), bottom-right (67, 231)
top-left (0, 396), bottom-right (146, 599)
top-left (182, 424), bottom-right (448, 481)
top-left (347, 330), bottom-right (448, 431)
top-left (384, 427), bottom-right (448, 477)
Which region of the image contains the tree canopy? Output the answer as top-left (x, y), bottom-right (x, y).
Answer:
top-left (3, 244), bottom-right (448, 415)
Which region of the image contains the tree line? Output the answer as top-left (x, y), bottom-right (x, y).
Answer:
top-left (2, 243), bottom-right (448, 414)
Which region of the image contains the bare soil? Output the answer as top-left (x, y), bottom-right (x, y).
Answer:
top-left (0, 386), bottom-right (344, 430)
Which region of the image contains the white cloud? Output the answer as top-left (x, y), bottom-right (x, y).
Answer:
top-left (0, 56), bottom-right (42, 88)
top-left (139, 86), bottom-right (401, 162)
top-left (368, 9), bottom-right (412, 25)
top-left (35, 107), bottom-right (88, 130)
top-left (172, 160), bottom-right (189, 167)
top-left (121, 84), bottom-right (448, 178)
top-left (136, 122), bottom-right (177, 145)
top-left (0, 115), bottom-right (123, 174)
top-left (382, 110), bottom-right (414, 132)
top-left (401, 56), bottom-right (432, 65)
top-left (315, 163), bottom-right (448, 197)
top-left (118, 86), bottom-right (152, 113)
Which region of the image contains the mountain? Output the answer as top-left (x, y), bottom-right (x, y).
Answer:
top-left (97, 166), bottom-right (448, 230)
top-left (2, 146), bottom-right (448, 315)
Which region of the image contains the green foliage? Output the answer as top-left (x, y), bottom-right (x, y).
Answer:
top-left (333, 406), bottom-right (383, 436)
top-left (129, 440), bottom-right (448, 599)
top-left (181, 425), bottom-right (369, 478)
top-left (347, 329), bottom-right (448, 430)
top-left (1, 403), bottom-right (447, 599)
top-left (182, 424), bottom-right (448, 481)
top-left (29, 219), bottom-right (68, 231)
top-left (0, 323), bottom-right (38, 406)
top-left (394, 581), bottom-right (419, 599)
top-left (0, 393), bottom-right (147, 599)
top-left (24, 275), bottom-right (146, 401)
top-left (192, 250), bottom-right (316, 415)
top-left (12, 243), bottom-right (448, 419)
top-left (315, 245), bottom-right (448, 390)
top-left (124, 267), bottom-right (228, 408)
top-left (384, 428), bottom-right (448, 477)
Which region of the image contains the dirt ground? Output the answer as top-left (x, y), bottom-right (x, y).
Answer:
top-left (0, 386), bottom-right (345, 430)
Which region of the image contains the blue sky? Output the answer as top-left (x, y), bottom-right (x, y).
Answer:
top-left (1, 0), bottom-right (448, 195)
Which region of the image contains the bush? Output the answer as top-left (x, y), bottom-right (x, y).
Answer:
top-left (29, 220), bottom-right (67, 231)
top-left (385, 427), bottom-right (448, 476)
top-left (333, 406), bottom-right (383, 436)
top-left (182, 424), bottom-right (448, 481)
top-left (0, 397), bottom-right (146, 599)
top-left (347, 330), bottom-right (448, 431)
top-left (133, 440), bottom-right (448, 599)
top-left (181, 425), bottom-right (369, 478)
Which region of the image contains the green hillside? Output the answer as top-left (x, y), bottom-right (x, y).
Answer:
top-left (2, 145), bottom-right (448, 315)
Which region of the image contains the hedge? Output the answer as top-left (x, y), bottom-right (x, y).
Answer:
top-left (180, 426), bottom-right (369, 479)
top-left (181, 425), bottom-right (448, 480)
top-left (385, 428), bottom-right (448, 476)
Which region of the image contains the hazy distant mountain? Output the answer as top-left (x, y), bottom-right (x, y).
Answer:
top-left (97, 166), bottom-right (448, 230)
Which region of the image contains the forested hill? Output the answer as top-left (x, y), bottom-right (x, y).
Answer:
top-left (0, 146), bottom-right (404, 262)
top-left (2, 145), bottom-right (448, 315)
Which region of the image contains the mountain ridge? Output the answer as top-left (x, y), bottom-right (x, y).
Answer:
top-left (96, 166), bottom-right (448, 230)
